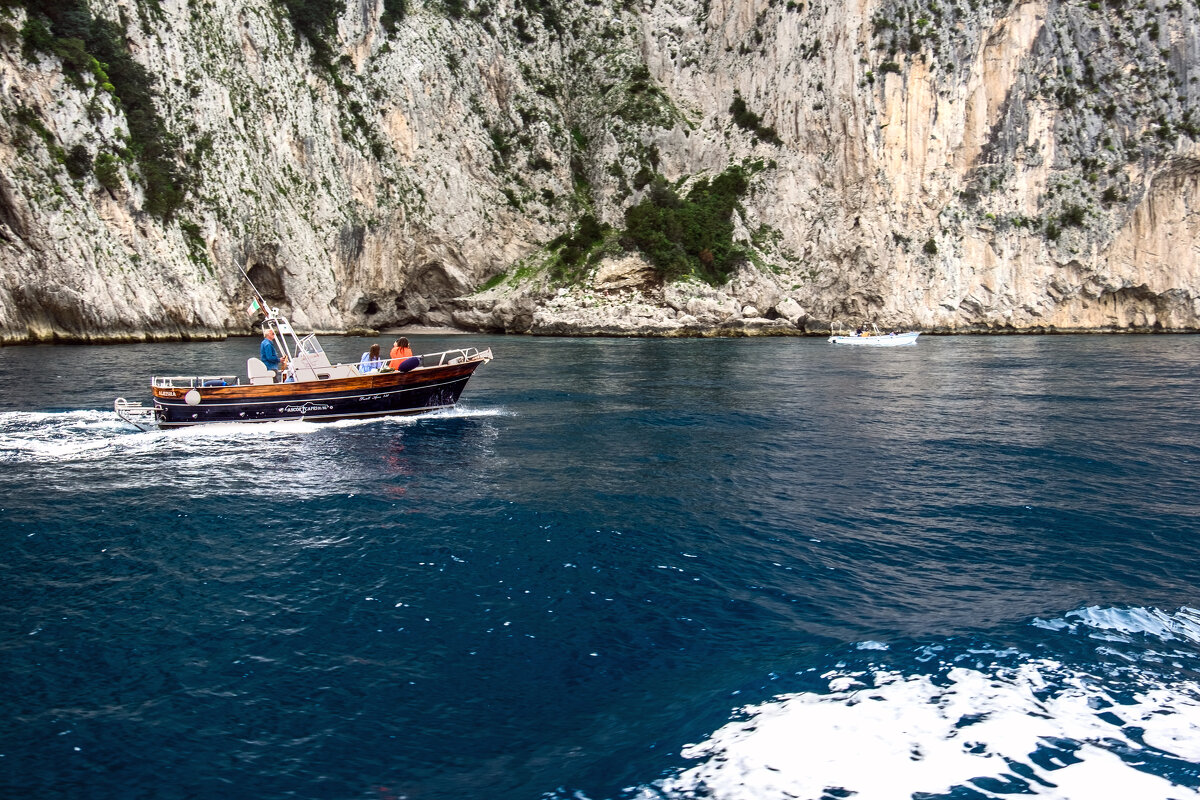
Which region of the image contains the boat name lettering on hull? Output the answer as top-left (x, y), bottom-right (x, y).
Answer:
top-left (281, 402), bottom-right (334, 414)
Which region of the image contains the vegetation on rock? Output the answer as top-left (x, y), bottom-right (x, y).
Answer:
top-left (276, 0), bottom-right (342, 65)
top-left (729, 91), bottom-right (782, 146)
top-left (622, 165), bottom-right (754, 286)
top-left (870, 0), bottom-right (1196, 249)
top-left (15, 0), bottom-right (186, 219)
top-left (380, 0), bottom-right (407, 31)
top-left (548, 214), bottom-right (612, 281)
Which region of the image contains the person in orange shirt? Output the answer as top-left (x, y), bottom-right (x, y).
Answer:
top-left (388, 337), bottom-right (413, 370)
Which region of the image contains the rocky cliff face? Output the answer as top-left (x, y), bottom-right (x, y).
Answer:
top-left (1, 0), bottom-right (1198, 344)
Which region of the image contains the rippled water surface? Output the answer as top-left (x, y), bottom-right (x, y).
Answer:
top-left (1, 334), bottom-right (1198, 799)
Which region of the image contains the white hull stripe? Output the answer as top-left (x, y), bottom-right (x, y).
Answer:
top-left (158, 402), bottom-right (457, 426)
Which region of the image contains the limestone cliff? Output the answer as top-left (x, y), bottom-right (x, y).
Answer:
top-left (0, 0), bottom-right (1198, 344)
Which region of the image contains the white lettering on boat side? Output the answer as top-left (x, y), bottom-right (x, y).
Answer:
top-left (280, 402), bottom-right (333, 414)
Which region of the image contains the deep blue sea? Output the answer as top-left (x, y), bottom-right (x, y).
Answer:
top-left (1, 334), bottom-right (1199, 800)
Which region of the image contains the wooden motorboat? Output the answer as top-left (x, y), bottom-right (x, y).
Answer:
top-left (115, 307), bottom-right (492, 430)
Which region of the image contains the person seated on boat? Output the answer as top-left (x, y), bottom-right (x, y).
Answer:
top-left (388, 337), bottom-right (413, 370)
top-left (260, 329), bottom-right (287, 381)
top-left (854, 327), bottom-right (864, 337)
top-left (359, 343), bottom-right (385, 373)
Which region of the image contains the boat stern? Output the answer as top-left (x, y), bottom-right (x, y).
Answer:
top-left (114, 397), bottom-right (160, 431)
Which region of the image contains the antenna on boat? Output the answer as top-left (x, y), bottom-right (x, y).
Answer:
top-left (237, 263), bottom-right (272, 320)
top-left (236, 263), bottom-right (300, 369)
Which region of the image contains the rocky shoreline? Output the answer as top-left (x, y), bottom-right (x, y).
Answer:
top-left (4, 270), bottom-right (1197, 346)
top-left (443, 255), bottom-right (1200, 338)
top-left (4, 315), bottom-right (1193, 346)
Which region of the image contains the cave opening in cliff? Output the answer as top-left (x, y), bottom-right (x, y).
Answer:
top-left (392, 262), bottom-right (465, 326)
top-left (246, 262), bottom-right (286, 304)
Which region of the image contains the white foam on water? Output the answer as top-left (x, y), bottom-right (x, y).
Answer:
top-left (642, 608), bottom-right (1200, 800)
top-left (646, 663), bottom-right (1199, 800)
top-left (160, 405), bottom-right (512, 436)
top-left (0, 406), bottom-right (511, 463)
top-left (0, 409), bottom-right (307, 464)
top-left (1068, 605), bottom-right (1200, 646)
top-left (167, 417), bottom-right (339, 437)
top-left (0, 409), bottom-right (135, 462)
top-left (404, 405), bottom-right (513, 420)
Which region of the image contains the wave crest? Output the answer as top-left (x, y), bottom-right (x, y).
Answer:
top-left (639, 608), bottom-right (1200, 800)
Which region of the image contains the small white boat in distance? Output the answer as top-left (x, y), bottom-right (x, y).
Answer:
top-left (829, 324), bottom-right (920, 346)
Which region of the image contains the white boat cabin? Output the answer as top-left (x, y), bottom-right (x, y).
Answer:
top-left (248, 332), bottom-right (359, 385)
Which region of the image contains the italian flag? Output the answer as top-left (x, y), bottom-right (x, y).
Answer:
top-left (248, 299), bottom-right (261, 314)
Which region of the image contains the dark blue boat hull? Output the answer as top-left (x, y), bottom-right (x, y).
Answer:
top-left (152, 363), bottom-right (481, 428)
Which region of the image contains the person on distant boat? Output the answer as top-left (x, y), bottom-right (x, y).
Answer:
top-left (360, 343), bottom-right (385, 373)
top-left (389, 337), bottom-right (413, 370)
top-left (260, 328), bottom-right (286, 380)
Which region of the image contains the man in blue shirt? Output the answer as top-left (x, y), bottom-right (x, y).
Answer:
top-left (260, 329), bottom-right (285, 379)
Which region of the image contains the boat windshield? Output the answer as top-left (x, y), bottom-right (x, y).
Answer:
top-left (298, 334), bottom-right (325, 357)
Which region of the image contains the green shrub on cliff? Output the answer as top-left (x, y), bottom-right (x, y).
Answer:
top-left (621, 166), bottom-right (753, 286)
top-left (179, 219), bottom-right (210, 269)
top-left (729, 92), bottom-right (782, 146)
top-left (277, 0), bottom-right (342, 65)
top-left (380, 0), bottom-right (406, 30)
top-left (64, 144), bottom-right (91, 179)
top-left (1061, 204), bottom-right (1087, 227)
top-left (612, 66), bottom-right (677, 128)
top-left (94, 152), bottom-right (123, 192)
top-left (549, 214), bottom-right (611, 280)
top-left (18, 15), bottom-right (52, 60)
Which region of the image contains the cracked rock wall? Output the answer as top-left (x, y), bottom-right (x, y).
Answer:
top-left (1, 0), bottom-right (1198, 343)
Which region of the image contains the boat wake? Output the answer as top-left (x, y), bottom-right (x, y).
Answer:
top-left (378, 405), bottom-right (513, 423)
top-left (0, 409), bottom-right (138, 463)
top-left (634, 606), bottom-right (1200, 800)
top-left (0, 405), bottom-right (512, 464)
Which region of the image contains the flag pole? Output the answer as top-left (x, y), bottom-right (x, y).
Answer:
top-left (238, 263), bottom-right (294, 370)
top-left (237, 263), bottom-right (271, 319)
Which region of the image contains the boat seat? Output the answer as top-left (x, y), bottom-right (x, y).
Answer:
top-left (247, 357), bottom-right (275, 385)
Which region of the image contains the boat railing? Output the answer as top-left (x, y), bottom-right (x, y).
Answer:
top-left (307, 347), bottom-right (492, 376)
top-left (149, 348), bottom-right (491, 387)
top-left (152, 375), bottom-right (241, 388)
top-left (114, 397), bottom-right (159, 431)
top-left (420, 346), bottom-right (494, 367)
